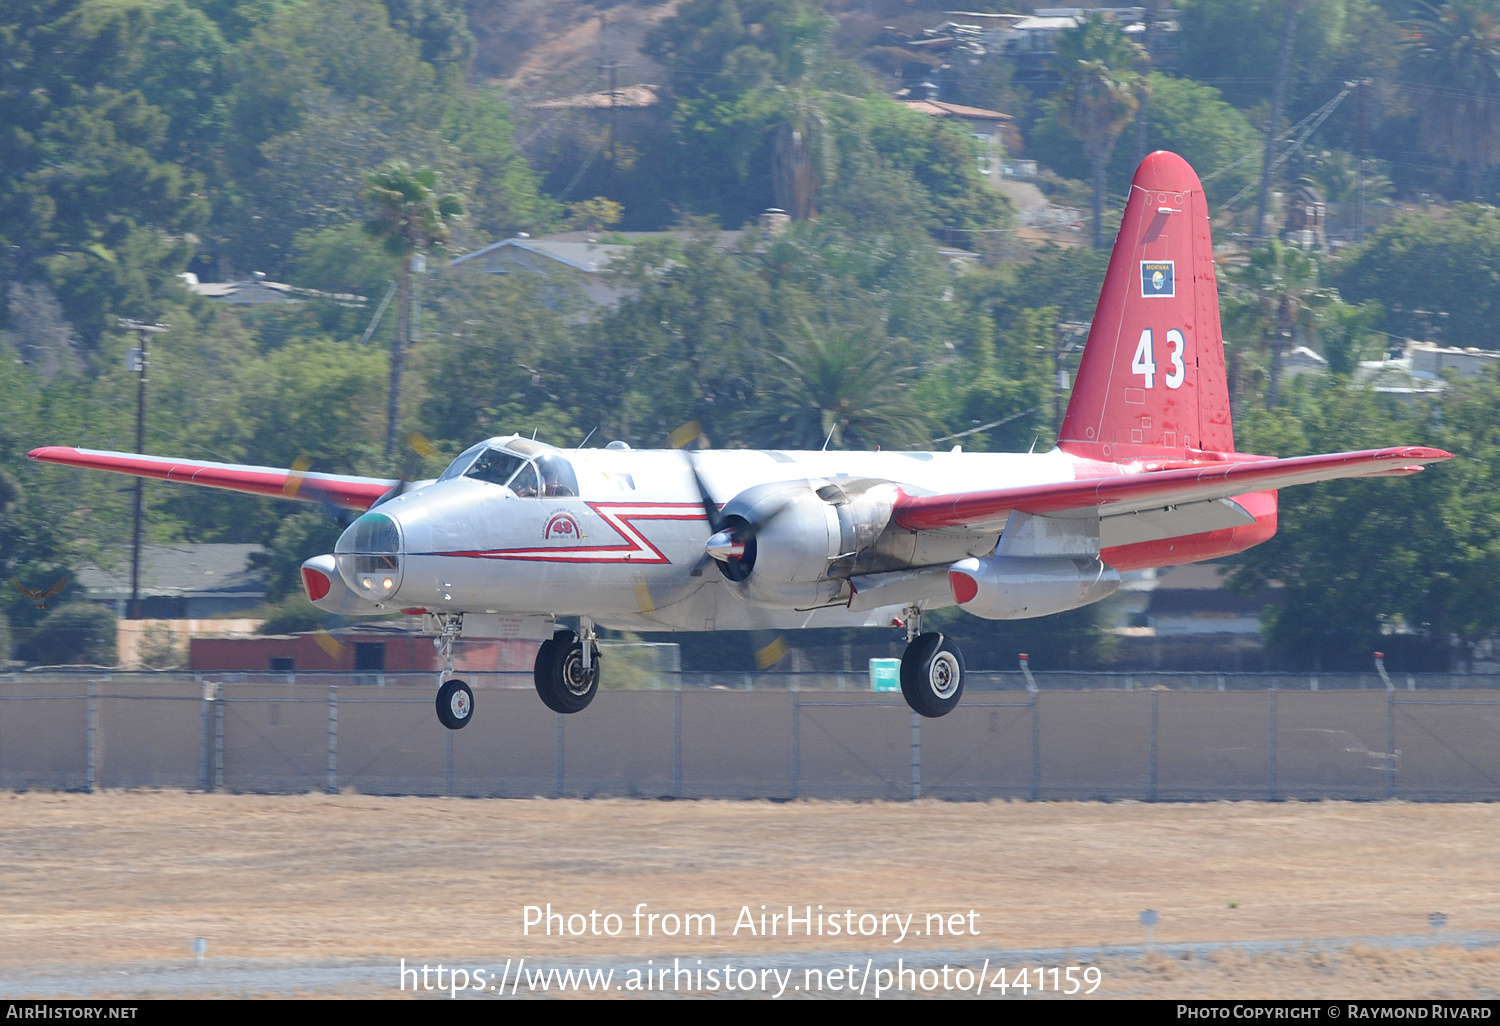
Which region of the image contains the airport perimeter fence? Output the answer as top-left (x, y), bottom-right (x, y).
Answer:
top-left (3, 674), bottom-right (1499, 801)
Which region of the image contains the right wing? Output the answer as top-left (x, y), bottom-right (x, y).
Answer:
top-left (892, 446), bottom-right (1454, 533)
top-left (27, 447), bottom-right (396, 511)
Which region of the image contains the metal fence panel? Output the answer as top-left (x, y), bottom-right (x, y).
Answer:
top-left (1156, 691), bottom-right (1273, 800)
top-left (559, 691), bottom-right (676, 798)
top-left (795, 696), bottom-right (911, 800)
top-left (97, 684), bottom-right (203, 789)
top-left (0, 684), bottom-right (88, 790)
top-left (337, 688), bottom-right (446, 795)
top-left (220, 686), bottom-right (327, 792)
top-left (679, 691), bottom-right (793, 798)
top-left (1038, 691), bottom-right (1152, 799)
top-left (1273, 691), bottom-right (1389, 799)
top-left (921, 700), bottom-right (1034, 800)
top-left (450, 689), bottom-right (559, 797)
top-left (1392, 694), bottom-right (1500, 800)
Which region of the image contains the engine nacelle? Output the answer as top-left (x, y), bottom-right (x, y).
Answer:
top-left (947, 555), bottom-right (1120, 620)
top-left (718, 481), bottom-right (839, 607)
top-left (300, 553), bottom-right (389, 615)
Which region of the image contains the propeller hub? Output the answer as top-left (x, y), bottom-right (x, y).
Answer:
top-left (705, 530), bottom-right (745, 561)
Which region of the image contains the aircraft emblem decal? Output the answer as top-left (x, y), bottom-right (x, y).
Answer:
top-left (441, 502), bottom-right (704, 564)
top-left (1141, 260), bottom-right (1174, 298)
top-left (543, 511), bottom-right (583, 540)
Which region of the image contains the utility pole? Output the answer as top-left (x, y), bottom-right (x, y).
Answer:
top-left (1254, 0), bottom-right (1307, 241)
top-left (1355, 78), bottom-right (1371, 244)
top-left (120, 318), bottom-right (169, 620)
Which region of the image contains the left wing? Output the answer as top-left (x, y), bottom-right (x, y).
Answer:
top-left (27, 447), bottom-right (396, 511)
top-left (892, 446), bottom-right (1453, 532)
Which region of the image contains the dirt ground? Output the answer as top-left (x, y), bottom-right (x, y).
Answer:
top-left (2, 793), bottom-right (1498, 999)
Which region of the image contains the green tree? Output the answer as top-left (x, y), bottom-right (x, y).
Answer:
top-left (1224, 241), bottom-right (1337, 408)
top-left (362, 163), bottom-right (463, 458)
top-left (1329, 203), bottom-right (1500, 345)
top-left (738, 322), bottom-right (934, 450)
top-left (17, 603), bottom-right (118, 667)
top-left (1051, 15), bottom-right (1144, 249)
top-left (1399, 0), bottom-right (1500, 199)
top-left (1029, 73), bottom-right (1259, 208)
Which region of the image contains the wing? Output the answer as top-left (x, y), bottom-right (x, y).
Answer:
top-left (27, 447), bottom-right (396, 511)
top-left (11, 579), bottom-right (41, 601)
top-left (892, 447), bottom-right (1454, 533)
top-left (41, 575), bottom-right (70, 599)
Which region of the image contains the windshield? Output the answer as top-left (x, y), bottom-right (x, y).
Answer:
top-left (437, 441), bottom-right (488, 482)
top-left (465, 448), bottom-right (531, 488)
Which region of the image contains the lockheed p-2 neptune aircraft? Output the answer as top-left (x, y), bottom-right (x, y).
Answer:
top-left (30, 153), bottom-right (1451, 727)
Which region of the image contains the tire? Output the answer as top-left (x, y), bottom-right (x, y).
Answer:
top-left (436, 678), bottom-right (474, 730)
top-left (533, 634), bottom-right (563, 697)
top-left (535, 630), bottom-right (599, 714)
top-left (900, 632), bottom-right (965, 718)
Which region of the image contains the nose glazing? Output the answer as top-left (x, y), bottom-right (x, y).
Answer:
top-left (335, 511), bottom-right (403, 600)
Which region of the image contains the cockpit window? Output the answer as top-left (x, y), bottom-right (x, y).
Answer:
top-left (537, 455), bottom-right (579, 497)
top-left (437, 441), bottom-right (488, 482)
top-left (464, 448), bottom-right (530, 488)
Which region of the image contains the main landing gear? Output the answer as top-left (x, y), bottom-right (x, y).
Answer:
top-left (534, 619), bottom-right (600, 714)
top-left (898, 605), bottom-right (966, 719)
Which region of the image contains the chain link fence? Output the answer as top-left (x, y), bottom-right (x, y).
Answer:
top-left (3, 674), bottom-right (1497, 800)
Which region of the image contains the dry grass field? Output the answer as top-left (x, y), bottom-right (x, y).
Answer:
top-left (1, 793), bottom-right (1498, 998)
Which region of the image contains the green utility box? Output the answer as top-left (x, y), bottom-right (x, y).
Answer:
top-left (869, 657), bottom-right (901, 692)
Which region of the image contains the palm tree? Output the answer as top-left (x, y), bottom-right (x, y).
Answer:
top-left (1052, 15), bottom-right (1145, 250)
top-left (363, 163), bottom-right (464, 458)
top-left (741, 324), bottom-right (933, 450)
top-left (1228, 241), bottom-right (1334, 409)
top-left (1400, 0), bottom-right (1500, 199)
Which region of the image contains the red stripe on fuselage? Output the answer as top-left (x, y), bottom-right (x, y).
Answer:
top-left (430, 502), bottom-right (706, 564)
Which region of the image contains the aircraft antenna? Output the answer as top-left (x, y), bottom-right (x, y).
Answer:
top-left (579, 426), bottom-right (597, 449)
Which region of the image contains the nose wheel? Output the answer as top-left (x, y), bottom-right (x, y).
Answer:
top-left (534, 629), bottom-right (600, 713)
top-left (900, 632), bottom-right (965, 718)
top-left (436, 678), bottom-right (474, 730)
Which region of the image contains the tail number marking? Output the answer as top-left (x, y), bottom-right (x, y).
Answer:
top-left (1132, 329), bottom-right (1187, 390)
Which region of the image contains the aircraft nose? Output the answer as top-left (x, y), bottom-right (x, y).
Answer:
top-left (334, 510), bottom-right (404, 602)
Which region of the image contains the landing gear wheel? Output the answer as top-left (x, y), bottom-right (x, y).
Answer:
top-left (534, 630), bottom-right (599, 714)
top-left (900, 632), bottom-right (965, 718)
top-left (436, 678), bottom-right (474, 730)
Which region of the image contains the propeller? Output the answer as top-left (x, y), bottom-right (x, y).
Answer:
top-left (670, 422), bottom-right (794, 671)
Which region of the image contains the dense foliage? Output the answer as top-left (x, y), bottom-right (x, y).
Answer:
top-left (3, 0), bottom-right (1500, 671)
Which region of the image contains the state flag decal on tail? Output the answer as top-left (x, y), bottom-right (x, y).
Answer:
top-left (1141, 260), bottom-right (1174, 298)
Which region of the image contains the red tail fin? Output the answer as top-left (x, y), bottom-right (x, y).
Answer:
top-left (1058, 151), bottom-right (1234, 461)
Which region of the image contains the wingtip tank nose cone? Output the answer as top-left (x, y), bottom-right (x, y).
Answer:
top-left (1131, 150), bottom-right (1204, 194)
top-left (949, 569), bottom-right (979, 605)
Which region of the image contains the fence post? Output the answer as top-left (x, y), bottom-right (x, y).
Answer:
top-left (555, 714), bottom-right (565, 798)
top-left (1148, 688), bottom-right (1158, 802)
top-left (673, 688), bottom-right (682, 799)
top-left (326, 684), bottom-right (338, 795)
top-left (1030, 688), bottom-right (1040, 801)
top-left (86, 678), bottom-right (96, 794)
top-left (1386, 684), bottom-right (1396, 800)
top-left (1267, 686), bottom-right (1277, 801)
top-left (790, 691), bottom-right (800, 799)
top-left (200, 679), bottom-right (213, 790)
top-left (445, 729), bottom-right (454, 796)
top-left (910, 711), bottom-right (921, 800)
top-left (213, 688), bottom-right (224, 790)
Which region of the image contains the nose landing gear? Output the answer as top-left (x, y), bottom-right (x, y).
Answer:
top-left (436, 677), bottom-right (474, 729)
top-left (433, 617), bottom-right (473, 730)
